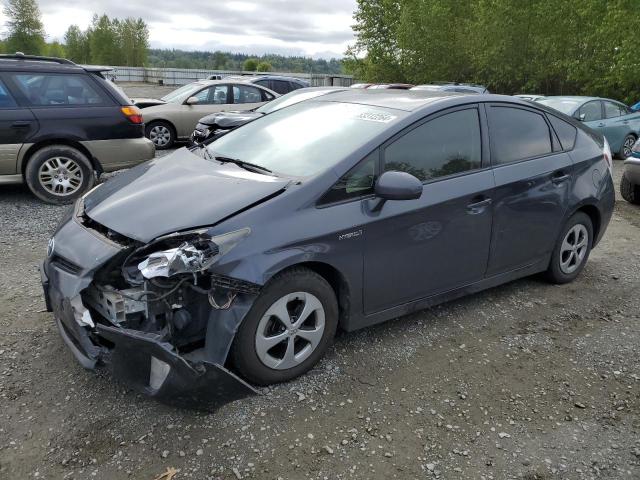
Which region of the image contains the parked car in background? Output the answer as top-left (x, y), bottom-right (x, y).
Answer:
top-left (190, 87), bottom-right (348, 146)
top-left (0, 53), bottom-right (154, 204)
top-left (42, 90), bottom-right (614, 405)
top-left (621, 139), bottom-right (640, 204)
top-left (136, 80), bottom-right (278, 149)
top-left (368, 83), bottom-right (414, 90)
top-left (630, 101), bottom-right (640, 112)
top-left (350, 83), bottom-right (373, 89)
top-left (538, 96), bottom-right (640, 159)
top-left (225, 75), bottom-right (309, 95)
top-left (412, 83), bottom-right (490, 94)
top-left (515, 94), bottom-right (546, 102)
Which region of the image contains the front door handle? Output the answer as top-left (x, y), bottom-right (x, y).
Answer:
top-left (466, 197), bottom-right (492, 214)
top-left (596, 123), bottom-right (606, 127)
top-left (11, 121), bottom-right (32, 129)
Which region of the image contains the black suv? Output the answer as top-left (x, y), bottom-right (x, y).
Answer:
top-left (0, 54), bottom-right (155, 203)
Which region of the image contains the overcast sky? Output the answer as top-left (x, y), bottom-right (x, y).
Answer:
top-left (1, 0), bottom-right (358, 58)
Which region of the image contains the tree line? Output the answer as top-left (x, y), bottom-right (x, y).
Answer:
top-left (147, 49), bottom-right (344, 74)
top-left (0, 0), bottom-right (344, 74)
top-left (345, 0), bottom-right (640, 103)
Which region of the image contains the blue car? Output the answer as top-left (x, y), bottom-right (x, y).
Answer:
top-left (631, 101), bottom-right (640, 112)
top-left (538, 96), bottom-right (640, 159)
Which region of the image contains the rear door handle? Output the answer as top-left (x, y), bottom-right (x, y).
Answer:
top-left (11, 121), bottom-right (32, 128)
top-left (597, 123), bottom-right (606, 127)
top-left (551, 172), bottom-right (571, 184)
top-left (466, 197), bottom-right (492, 214)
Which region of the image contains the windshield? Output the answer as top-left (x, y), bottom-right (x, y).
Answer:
top-left (208, 101), bottom-right (402, 177)
top-left (256, 89), bottom-right (337, 114)
top-left (161, 83), bottom-right (206, 103)
top-left (537, 98), bottom-right (582, 115)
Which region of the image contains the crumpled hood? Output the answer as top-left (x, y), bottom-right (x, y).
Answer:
top-left (83, 148), bottom-right (289, 243)
top-left (198, 111), bottom-right (263, 129)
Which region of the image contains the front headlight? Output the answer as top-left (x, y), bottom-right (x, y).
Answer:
top-left (137, 228), bottom-right (250, 279)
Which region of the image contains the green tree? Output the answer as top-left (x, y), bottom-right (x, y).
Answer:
top-left (256, 61), bottom-right (273, 72)
top-left (243, 58), bottom-right (259, 71)
top-left (88, 14), bottom-right (121, 64)
top-left (64, 25), bottom-right (90, 63)
top-left (3, 0), bottom-right (46, 54)
top-left (45, 40), bottom-right (65, 58)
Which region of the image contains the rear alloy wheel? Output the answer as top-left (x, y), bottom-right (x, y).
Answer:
top-left (619, 134), bottom-right (636, 159)
top-left (25, 145), bottom-right (95, 204)
top-left (231, 268), bottom-right (338, 385)
top-left (620, 173), bottom-right (640, 204)
top-left (545, 212), bottom-right (593, 284)
top-left (146, 121), bottom-right (175, 149)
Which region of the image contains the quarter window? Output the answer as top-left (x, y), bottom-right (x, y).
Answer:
top-left (0, 79), bottom-right (17, 108)
top-left (547, 115), bottom-right (577, 151)
top-left (488, 106), bottom-right (552, 165)
top-left (383, 109), bottom-right (482, 182)
top-left (233, 85), bottom-right (263, 104)
top-left (320, 152), bottom-right (377, 204)
top-left (13, 74), bottom-right (106, 106)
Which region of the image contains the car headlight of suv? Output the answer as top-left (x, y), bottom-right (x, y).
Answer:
top-left (138, 228), bottom-right (250, 279)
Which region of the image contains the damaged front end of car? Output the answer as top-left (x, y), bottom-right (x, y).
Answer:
top-left (41, 199), bottom-right (262, 409)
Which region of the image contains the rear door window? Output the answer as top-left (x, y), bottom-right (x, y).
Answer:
top-left (488, 106), bottom-right (552, 165)
top-left (13, 73), bottom-right (108, 106)
top-left (0, 78), bottom-right (17, 108)
top-left (270, 80), bottom-right (292, 94)
top-left (383, 108), bottom-right (482, 182)
top-left (233, 85), bottom-right (263, 104)
top-left (578, 101), bottom-right (603, 122)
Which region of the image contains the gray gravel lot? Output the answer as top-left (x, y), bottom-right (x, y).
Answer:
top-left (0, 84), bottom-right (639, 479)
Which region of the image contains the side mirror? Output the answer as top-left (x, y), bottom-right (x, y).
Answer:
top-left (575, 113), bottom-right (586, 122)
top-left (374, 171), bottom-right (423, 201)
top-left (186, 96), bottom-right (199, 105)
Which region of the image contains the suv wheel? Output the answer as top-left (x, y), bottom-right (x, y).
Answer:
top-left (230, 268), bottom-right (338, 385)
top-left (620, 173), bottom-right (640, 204)
top-left (25, 145), bottom-right (95, 204)
top-left (146, 121), bottom-right (175, 149)
top-left (545, 212), bottom-right (593, 284)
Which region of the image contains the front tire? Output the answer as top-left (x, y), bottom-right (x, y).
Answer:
top-left (146, 121), bottom-right (176, 149)
top-left (230, 268), bottom-right (338, 386)
top-left (25, 145), bottom-right (95, 204)
top-left (545, 212), bottom-right (593, 284)
top-left (620, 173), bottom-right (640, 204)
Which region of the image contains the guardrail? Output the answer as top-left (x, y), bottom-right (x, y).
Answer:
top-left (109, 66), bottom-right (354, 87)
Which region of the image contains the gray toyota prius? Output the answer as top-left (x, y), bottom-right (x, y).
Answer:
top-left (41, 90), bottom-right (615, 407)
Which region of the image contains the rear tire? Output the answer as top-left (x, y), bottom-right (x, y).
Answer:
top-left (145, 121), bottom-right (175, 149)
top-left (618, 134), bottom-right (636, 159)
top-left (545, 212), bottom-right (593, 284)
top-left (25, 145), bottom-right (95, 205)
top-left (620, 173), bottom-right (640, 204)
top-left (230, 268), bottom-right (338, 386)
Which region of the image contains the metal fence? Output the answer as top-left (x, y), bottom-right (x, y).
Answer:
top-left (109, 66), bottom-right (354, 87)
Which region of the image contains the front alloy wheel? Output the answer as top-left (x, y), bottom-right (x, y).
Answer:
top-left (38, 156), bottom-right (84, 197)
top-left (255, 292), bottom-right (326, 370)
top-left (231, 268), bottom-right (338, 385)
top-left (621, 135), bottom-right (636, 159)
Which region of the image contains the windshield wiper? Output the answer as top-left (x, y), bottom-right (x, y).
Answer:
top-left (214, 155), bottom-right (273, 175)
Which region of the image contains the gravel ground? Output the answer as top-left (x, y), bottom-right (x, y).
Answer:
top-left (1, 85), bottom-right (639, 479)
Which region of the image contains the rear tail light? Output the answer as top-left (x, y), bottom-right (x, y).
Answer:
top-left (603, 137), bottom-right (613, 176)
top-left (121, 106), bottom-right (143, 124)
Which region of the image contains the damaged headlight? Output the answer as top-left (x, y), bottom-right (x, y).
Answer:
top-left (137, 228), bottom-right (250, 279)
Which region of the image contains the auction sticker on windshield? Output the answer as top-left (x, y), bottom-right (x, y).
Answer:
top-left (357, 111), bottom-right (397, 123)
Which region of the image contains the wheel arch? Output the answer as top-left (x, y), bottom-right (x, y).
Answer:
top-left (270, 261), bottom-right (352, 330)
top-left (19, 139), bottom-right (101, 177)
top-left (145, 118), bottom-right (177, 136)
top-left (571, 203), bottom-right (601, 245)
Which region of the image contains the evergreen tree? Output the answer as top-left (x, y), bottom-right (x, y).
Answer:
top-left (3, 0), bottom-right (46, 54)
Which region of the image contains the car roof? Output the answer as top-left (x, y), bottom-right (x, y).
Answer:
top-left (541, 95), bottom-right (599, 102)
top-left (0, 54), bottom-right (85, 73)
top-left (225, 75), bottom-right (308, 83)
top-left (312, 89), bottom-right (519, 112)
